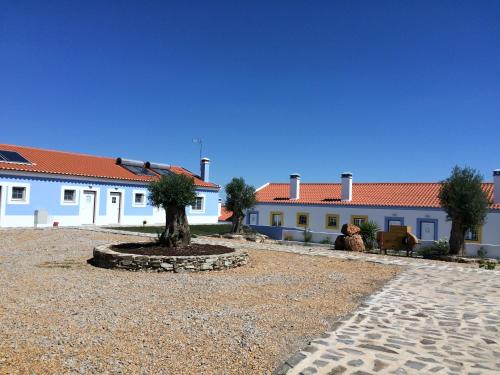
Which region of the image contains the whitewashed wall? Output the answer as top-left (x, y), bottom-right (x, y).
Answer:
top-left (252, 203), bottom-right (500, 258)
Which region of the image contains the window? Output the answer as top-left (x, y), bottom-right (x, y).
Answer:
top-left (135, 193), bottom-right (145, 204)
top-left (191, 196), bottom-right (204, 211)
top-left (11, 187), bottom-right (26, 200)
top-left (325, 214), bottom-right (339, 229)
top-left (270, 212), bottom-right (283, 227)
top-left (465, 227), bottom-right (481, 243)
top-left (296, 212), bottom-right (309, 228)
top-left (351, 215), bottom-right (368, 227)
top-left (63, 189), bottom-right (76, 203)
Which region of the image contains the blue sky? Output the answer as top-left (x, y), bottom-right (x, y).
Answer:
top-left (1, 1), bottom-right (499, 189)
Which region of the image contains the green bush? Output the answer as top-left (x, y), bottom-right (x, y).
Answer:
top-left (479, 261), bottom-right (496, 270)
top-left (477, 247), bottom-right (487, 259)
top-left (320, 237), bottom-right (332, 245)
top-left (417, 239), bottom-right (450, 259)
top-left (359, 221), bottom-right (380, 250)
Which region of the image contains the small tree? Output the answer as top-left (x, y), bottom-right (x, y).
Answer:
top-left (225, 177), bottom-right (257, 233)
top-left (439, 166), bottom-right (490, 256)
top-left (148, 174), bottom-right (197, 247)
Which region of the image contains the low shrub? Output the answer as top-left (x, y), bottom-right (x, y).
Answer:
top-left (417, 239), bottom-right (450, 259)
top-left (477, 246), bottom-right (487, 259)
top-left (320, 237), bottom-right (332, 245)
top-left (359, 221), bottom-right (380, 250)
top-left (479, 261), bottom-right (496, 270)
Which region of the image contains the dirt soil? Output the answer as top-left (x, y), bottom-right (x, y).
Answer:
top-left (111, 242), bottom-right (234, 256)
top-left (0, 228), bottom-right (400, 375)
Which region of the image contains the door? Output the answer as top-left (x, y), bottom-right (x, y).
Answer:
top-left (81, 190), bottom-right (96, 224)
top-left (249, 213), bottom-right (258, 225)
top-left (109, 192), bottom-right (122, 224)
top-left (420, 221), bottom-right (435, 241)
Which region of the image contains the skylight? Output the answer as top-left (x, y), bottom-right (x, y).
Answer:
top-left (0, 150), bottom-right (31, 164)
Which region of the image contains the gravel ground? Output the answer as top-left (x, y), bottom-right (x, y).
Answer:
top-left (0, 229), bottom-right (399, 375)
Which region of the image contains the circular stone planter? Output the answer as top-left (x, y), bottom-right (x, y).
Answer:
top-left (92, 243), bottom-right (249, 272)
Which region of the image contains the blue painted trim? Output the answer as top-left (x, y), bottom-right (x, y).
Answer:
top-left (384, 216), bottom-right (405, 231)
top-left (416, 218), bottom-right (439, 240)
top-left (246, 210), bottom-right (259, 225)
top-left (254, 202), bottom-right (446, 211)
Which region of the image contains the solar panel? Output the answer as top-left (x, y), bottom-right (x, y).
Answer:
top-left (151, 168), bottom-right (173, 176)
top-left (0, 150), bottom-right (31, 164)
top-left (121, 165), bottom-right (157, 176)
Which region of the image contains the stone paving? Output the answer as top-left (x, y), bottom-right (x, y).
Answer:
top-left (197, 238), bottom-right (500, 375)
top-left (79, 228), bottom-right (500, 374)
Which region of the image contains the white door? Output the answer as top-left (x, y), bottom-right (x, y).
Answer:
top-left (81, 191), bottom-right (96, 224)
top-left (249, 213), bottom-right (257, 225)
top-left (420, 221), bottom-right (435, 241)
top-left (108, 192), bottom-right (121, 224)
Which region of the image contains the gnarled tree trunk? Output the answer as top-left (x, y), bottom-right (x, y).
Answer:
top-left (159, 206), bottom-right (191, 247)
top-left (231, 213), bottom-right (244, 233)
top-left (449, 220), bottom-right (466, 256)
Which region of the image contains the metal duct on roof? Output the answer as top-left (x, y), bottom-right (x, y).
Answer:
top-left (145, 161), bottom-right (171, 170)
top-left (115, 158), bottom-right (145, 167)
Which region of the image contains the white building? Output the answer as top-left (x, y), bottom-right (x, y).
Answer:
top-left (0, 144), bottom-right (221, 227)
top-left (248, 171), bottom-right (500, 258)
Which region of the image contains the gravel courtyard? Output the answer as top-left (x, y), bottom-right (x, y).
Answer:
top-left (0, 229), bottom-right (399, 375)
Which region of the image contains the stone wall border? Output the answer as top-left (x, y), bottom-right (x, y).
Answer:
top-left (92, 243), bottom-right (248, 272)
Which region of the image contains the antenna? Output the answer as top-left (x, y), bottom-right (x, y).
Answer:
top-left (192, 138), bottom-right (203, 160)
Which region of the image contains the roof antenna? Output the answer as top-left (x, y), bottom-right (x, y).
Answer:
top-left (192, 138), bottom-right (203, 160)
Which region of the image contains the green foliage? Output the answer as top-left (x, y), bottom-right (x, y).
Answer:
top-left (320, 237), bottom-right (332, 245)
top-left (417, 239), bottom-right (450, 259)
top-left (284, 234), bottom-right (294, 241)
top-left (148, 174), bottom-right (197, 210)
top-left (479, 261), bottom-right (496, 270)
top-left (477, 247), bottom-right (487, 259)
top-left (303, 228), bottom-right (313, 244)
top-left (359, 220), bottom-right (380, 250)
top-left (225, 177), bottom-right (257, 233)
top-left (439, 166), bottom-right (490, 254)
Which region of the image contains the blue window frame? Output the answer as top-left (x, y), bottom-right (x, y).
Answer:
top-left (247, 210), bottom-right (259, 225)
top-left (384, 216), bottom-right (405, 231)
top-left (416, 218), bottom-right (438, 241)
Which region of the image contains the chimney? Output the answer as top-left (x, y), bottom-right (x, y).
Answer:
top-left (341, 172), bottom-right (353, 201)
top-left (494, 169), bottom-right (500, 204)
top-left (290, 173), bottom-right (301, 200)
top-left (200, 158), bottom-right (210, 182)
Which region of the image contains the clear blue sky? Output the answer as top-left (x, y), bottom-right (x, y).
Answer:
top-left (1, 0), bottom-right (499, 189)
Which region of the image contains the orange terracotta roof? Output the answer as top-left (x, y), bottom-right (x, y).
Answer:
top-left (257, 182), bottom-right (500, 210)
top-left (218, 206), bottom-right (233, 221)
top-left (0, 144), bottom-right (218, 188)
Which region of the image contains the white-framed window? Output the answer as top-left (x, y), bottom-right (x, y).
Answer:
top-left (132, 190), bottom-right (147, 207)
top-left (190, 196), bottom-right (205, 212)
top-left (7, 183), bottom-right (30, 205)
top-left (60, 186), bottom-right (79, 205)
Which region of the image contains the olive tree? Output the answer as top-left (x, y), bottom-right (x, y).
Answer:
top-left (439, 166), bottom-right (490, 256)
top-left (225, 177), bottom-right (257, 233)
top-left (148, 174), bottom-right (197, 247)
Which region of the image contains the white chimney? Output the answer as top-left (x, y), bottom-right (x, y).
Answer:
top-left (341, 172), bottom-right (353, 201)
top-left (200, 158), bottom-right (210, 182)
top-left (494, 169), bottom-right (500, 204)
top-left (290, 173), bottom-right (300, 200)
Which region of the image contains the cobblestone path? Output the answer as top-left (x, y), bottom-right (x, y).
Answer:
top-left (80, 228), bottom-right (500, 374)
top-left (199, 239), bottom-right (500, 375)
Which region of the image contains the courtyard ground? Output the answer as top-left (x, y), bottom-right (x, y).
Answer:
top-left (0, 229), bottom-right (397, 375)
